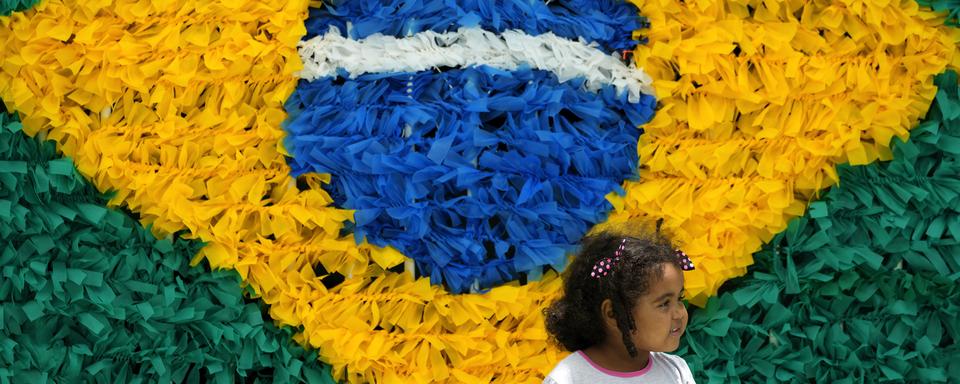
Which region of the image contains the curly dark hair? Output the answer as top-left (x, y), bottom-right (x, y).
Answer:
top-left (544, 231), bottom-right (682, 357)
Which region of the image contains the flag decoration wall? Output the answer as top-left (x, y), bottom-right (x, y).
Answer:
top-left (0, 0), bottom-right (958, 383)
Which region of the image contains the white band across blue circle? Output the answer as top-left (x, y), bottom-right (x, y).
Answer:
top-left (285, 0), bottom-right (658, 293)
top-left (299, 26), bottom-right (655, 102)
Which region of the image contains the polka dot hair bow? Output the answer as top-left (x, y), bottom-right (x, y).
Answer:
top-left (677, 250), bottom-right (695, 271)
top-left (591, 240), bottom-right (695, 279)
top-left (591, 239), bottom-right (626, 279)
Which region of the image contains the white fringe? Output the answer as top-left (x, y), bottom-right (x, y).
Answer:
top-left (298, 26), bottom-right (655, 103)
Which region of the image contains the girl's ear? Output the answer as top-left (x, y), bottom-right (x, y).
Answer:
top-left (600, 298), bottom-right (618, 333)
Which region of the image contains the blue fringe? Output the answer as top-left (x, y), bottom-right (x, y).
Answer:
top-left (307, 0), bottom-right (647, 54)
top-left (285, 65), bottom-right (656, 293)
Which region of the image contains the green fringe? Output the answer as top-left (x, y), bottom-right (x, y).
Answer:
top-left (917, 0), bottom-right (960, 26)
top-left (0, 108), bottom-right (335, 383)
top-left (680, 71), bottom-right (960, 383)
top-left (0, 0), bottom-right (39, 16)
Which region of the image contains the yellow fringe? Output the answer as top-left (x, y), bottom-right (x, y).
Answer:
top-left (0, 0), bottom-right (956, 382)
top-left (604, 0), bottom-right (960, 305)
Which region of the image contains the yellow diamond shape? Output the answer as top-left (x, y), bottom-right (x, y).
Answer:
top-left (0, 0), bottom-right (957, 383)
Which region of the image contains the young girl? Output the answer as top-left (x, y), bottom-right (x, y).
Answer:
top-left (544, 231), bottom-right (697, 383)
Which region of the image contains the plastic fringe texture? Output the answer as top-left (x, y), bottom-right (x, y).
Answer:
top-left (0, 107), bottom-right (336, 383)
top-left (0, 0), bottom-right (958, 382)
top-left (289, 0), bottom-right (656, 293)
top-left (599, 0), bottom-right (960, 305)
top-left (677, 70), bottom-right (960, 383)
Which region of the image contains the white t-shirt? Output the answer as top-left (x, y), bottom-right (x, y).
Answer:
top-left (544, 351), bottom-right (696, 384)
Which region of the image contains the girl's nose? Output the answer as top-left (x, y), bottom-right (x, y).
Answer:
top-left (672, 303), bottom-right (687, 319)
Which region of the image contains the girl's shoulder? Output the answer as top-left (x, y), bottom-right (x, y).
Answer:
top-left (543, 351), bottom-right (589, 384)
top-left (650, 351), bottom-right (689, 366)
top-left (650, 352), bottom-right (695, 383)
top-left (544, 351), bottom-right (696, 384)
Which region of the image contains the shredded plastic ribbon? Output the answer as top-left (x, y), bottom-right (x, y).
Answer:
top-left (918, 0), bottom-right (960, 26)
top-left (292, 0), bottom-right (655, 293)
top-left (286, 65), bottom-right (654, 292)
top-left (287, 1), bottom-right (654, 293)
top-left (304, 0), bottom-right (646, 54)
top-left (1, 0), bottom-right (959, 383)
top-left (679, 71), bottom-right (960, 382)
top-left (598, 0), bottom-right (960, 305)
top-left (299, 26), bottom-right (654, 102)
top-left (0, 109), bottom-right (336, 383)
top-left (0, 0), bottom-right (36, 15)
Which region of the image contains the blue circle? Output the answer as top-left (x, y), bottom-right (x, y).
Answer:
top-left (285, 0), bottom-right (656, 293)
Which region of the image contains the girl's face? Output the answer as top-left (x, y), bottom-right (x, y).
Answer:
top-left (627, 263), bottom-right (688, 353)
